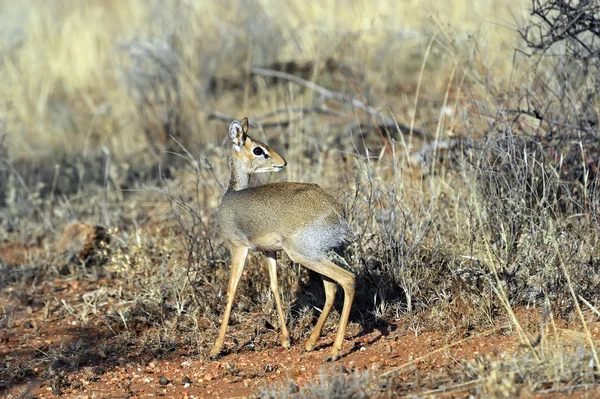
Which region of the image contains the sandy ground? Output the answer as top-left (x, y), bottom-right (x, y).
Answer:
top-left (1, 244), bottom-right (599, 398)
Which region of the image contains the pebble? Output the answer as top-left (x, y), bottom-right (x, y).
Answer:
top-left (289, 383), bottom-right (300, 393)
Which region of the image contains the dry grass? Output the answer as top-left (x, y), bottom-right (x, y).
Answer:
top-left (0, 0), bottom-right (522, 159)
top-left (2, 0), bottom-right (600, 397)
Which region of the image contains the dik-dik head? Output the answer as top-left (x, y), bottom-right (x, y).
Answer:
top-left (228, 118), bottom-right (287, 174)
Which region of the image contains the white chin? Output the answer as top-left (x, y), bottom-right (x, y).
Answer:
top-left (257, 167), bottom-right (281, 173)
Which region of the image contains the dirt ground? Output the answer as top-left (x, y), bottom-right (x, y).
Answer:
top-left (1, 244), bottom-right (600, 399)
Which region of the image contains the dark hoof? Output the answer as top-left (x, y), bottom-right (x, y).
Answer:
top-left (326, 355), bottom-right (340, 362)
top-left (209, 354), bottom-right (221, 361)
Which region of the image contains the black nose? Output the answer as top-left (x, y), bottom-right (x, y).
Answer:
top-left (283, 160), bottom-right (288, 167)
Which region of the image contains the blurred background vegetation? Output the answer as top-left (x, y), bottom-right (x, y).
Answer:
top-left (0, 0), bottom-right (520, 160)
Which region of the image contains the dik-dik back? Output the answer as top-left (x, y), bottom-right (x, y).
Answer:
top-left (219, 182), bottom-right (351, 259)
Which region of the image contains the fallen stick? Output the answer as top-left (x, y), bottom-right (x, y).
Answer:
top-left (251, 67), bottom-right (395, 125)
top-left (203, 106), bottom-right (339, 129)
top-left (251, 67), bottom-right (427, 138)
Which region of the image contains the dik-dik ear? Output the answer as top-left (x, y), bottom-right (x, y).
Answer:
top-left (228, 119), bottom-right (245, 149)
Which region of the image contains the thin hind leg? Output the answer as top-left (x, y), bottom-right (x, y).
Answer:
top-left (266, 252), bottom-right (291, 349)
top-left (305, 278), bottom-right (337, 352)
top-left (284, 248), bottom-right (355, 360)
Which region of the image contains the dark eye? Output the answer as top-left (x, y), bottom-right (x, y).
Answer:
top-left (253, 147), bottom-right (264, 156)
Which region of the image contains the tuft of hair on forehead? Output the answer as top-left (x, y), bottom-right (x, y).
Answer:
top-left (240, 117), bottom-right (249, 134)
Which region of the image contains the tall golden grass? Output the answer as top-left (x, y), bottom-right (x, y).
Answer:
top-left (0, 0), bottom-right (524, 160)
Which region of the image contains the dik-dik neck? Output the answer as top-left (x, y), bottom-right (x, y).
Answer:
top-left (225, 156), bottom-right (249, 194)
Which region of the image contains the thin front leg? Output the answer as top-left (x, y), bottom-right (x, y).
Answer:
top-left (305, 278), bottom-right (337, 352)
top-left (210, 245), bottom-right (249, 359)
top-left (266, 252), bottom-right (291, 349)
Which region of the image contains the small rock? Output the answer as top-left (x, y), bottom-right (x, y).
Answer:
top-left (23, 321), bottom-right (33, 329)
top-left (159, 376), bottom-right (169, 386)
top-left (182, 376), bottom-right (192, 384)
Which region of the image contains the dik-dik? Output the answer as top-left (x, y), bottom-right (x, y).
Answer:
top-left (211, 118), bottom-right (354, 361)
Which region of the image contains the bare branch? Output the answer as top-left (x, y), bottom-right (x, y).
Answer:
top-left (251, 67), bottom-right (396, 127)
